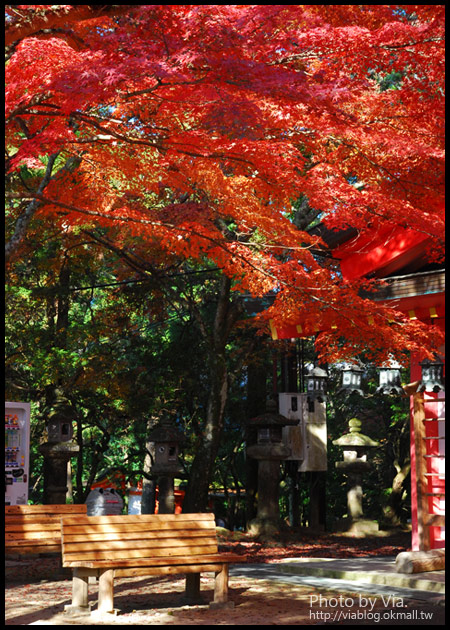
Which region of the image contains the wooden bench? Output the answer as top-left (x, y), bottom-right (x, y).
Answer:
top-left (5, 504), bottom-right (87, 556)
top-left (61, 512), bottom-right (246, 614)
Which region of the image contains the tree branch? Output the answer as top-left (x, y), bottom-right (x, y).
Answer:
top-left (5, 152), bottom-right (59, 262)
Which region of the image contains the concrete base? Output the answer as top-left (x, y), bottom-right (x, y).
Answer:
top-left (271, 557), bottom-right (445, 594)
top-left (63, 603), bottom-right (93, 616)
top-left (247, 517), bottom-right (289, 539)
top-left (396, 549), bottom-right (445, 574)
top-left (334, 518), bottom-right (379, 536)
top-left (91, 608), bottom-right (120, 617)
top-left (209, 601), bottom-right (235, 610)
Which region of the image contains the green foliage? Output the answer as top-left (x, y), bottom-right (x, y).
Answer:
top-left (378, 70), bottom-right (404, 92)
top-left (5, 218), bottom-right (412, 526)
top-left (6, 228), bottom-right (258, 508)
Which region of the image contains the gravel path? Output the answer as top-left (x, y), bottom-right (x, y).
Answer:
top-left (6, 556), bottom-right (445, 625)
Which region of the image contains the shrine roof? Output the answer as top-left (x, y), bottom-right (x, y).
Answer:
top-left (309, 223), bottom-right (441, 281)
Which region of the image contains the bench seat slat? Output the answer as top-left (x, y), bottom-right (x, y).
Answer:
top-left (8, 542), bottom-right (61, 550)
top-left (61, 521), bottom-right (214, 534)
top-left (5, 504), bottom-right (87, 558)
top-left (63, 552), bottom-right (244, 569)
top-left (63, 544), bottom-right (219, 563)
top-left (62, 529), bottom-right (212, 543)
top-left (6, 523), bottom-right (62, 533)
top-left (6, 505), bottom-right (87, 515)
top-left (6, 538), bottom-right (60, 547)
top-left (5, 514), bottom-right (74, 527)
top-left (6, 532), bottom-right (61, 542)
top-left (61, 513), bottom-right (215, 526)
top-left (9, 544), bottom-right (62, 555)
top-left (62, 536), bottom-right (218, 553)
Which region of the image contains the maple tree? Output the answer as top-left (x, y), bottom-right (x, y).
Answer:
top-left (5, 6), bottom-right (445, 511)
top-left (5, 4), bottom-right (445, 362)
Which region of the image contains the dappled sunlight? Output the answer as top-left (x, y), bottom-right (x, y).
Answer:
top-left (217, 529), bottom-right (412, 563)
top-left (6, 570), bottom-right (445, 625)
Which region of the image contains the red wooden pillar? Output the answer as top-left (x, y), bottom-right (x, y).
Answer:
top-left (410, 351), bottom-right (445, 551)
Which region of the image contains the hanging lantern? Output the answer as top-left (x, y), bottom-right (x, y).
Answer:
top-left (337, 362), bottom-right (364, 396)
top-left (376, 358), bottom-right (403, 395)
top-left (419, 356), bottom-right (445, 392)
top-left (305, 365), bottom-right (328, 401)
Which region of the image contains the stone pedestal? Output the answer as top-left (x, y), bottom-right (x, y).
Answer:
top-left (157, 475), bottom-right (175, 514)
top-left (248, 458), bottom-right (286, 537)
top-left (333, 418), bottom-right (379, 534)
top-left (39, 441), bottom-right (80, 504)
top-left (336, 518), bottom-right (380, 535)
top-left (148, 419), bottom-right (184, 514)
top-left (246, 399), bottom-right (298, 537)
top-left (335, 460), bottom-right (371, 523)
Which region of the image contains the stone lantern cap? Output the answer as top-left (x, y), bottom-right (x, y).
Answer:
top-left (147, 418), bottom-right (184, 443)
top-left (309, 366), bottom-right (328, 378)
top-left (247, 398), bottom-right (298, 427)
top-left (48, 388), bottom-right (77, 423)
top-left (333, 418), bottom-right (379, 448)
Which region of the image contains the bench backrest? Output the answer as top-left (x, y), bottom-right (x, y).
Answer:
top-left (6, 504), bottom-right (88, 554)
top-left (61, 512), bottom-right (218, 567)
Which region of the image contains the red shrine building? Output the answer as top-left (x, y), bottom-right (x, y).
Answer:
top-left (270, 224), bottom-right (445, 551)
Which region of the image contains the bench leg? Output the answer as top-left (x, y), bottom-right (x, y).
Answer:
top-left (64, 569), bottom-right (90, 615)
top-left (185, 573), bottom-right (201, 602)
top-left (210, 564), bottom-right (233, 609)
top-left (97, 569), bottom-right (115, 613)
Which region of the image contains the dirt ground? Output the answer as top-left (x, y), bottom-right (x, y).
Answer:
top-left (5, 531), bottom-right (446, 625)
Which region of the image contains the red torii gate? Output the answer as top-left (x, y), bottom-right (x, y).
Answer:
top-left (269, 225), bottom-right (445, 552)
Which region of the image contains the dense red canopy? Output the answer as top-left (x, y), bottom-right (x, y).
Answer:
top-left (5, 5), bottom-right (445, 363)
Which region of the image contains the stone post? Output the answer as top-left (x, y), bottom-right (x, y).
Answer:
top-left (38, 389), bottom-right (79, 504)
top-left (333, 418), bottom-right (380, 534)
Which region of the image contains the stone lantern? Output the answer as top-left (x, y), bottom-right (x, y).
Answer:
top-left (419, 355), bottom-right (445, 392)
top-left (305, 365), bottom-right (328, 403)
top-left (333, 418), bottom-right (379, 534)
top-left (148, 418), bottom-right (184, 514)
top-left (38, 389), bottom-right (80, 504)
top-left (246, 398), bottom-right (298, 537)
top-left (47, 411), bottom-right (74, 442)
top-left (337, 362), bottom-right (364, 396)
top-left (376, 357), bottom-right (403, 395)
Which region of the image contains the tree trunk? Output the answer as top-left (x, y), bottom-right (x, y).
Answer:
top-left (182, 275), bottom-right (239, 514)
top-left (182, 352), bottom-right (228, 512)
top-left (383, 462), bottom-right (411, 526)
top-left (66, 460), bottom-right (73, 502)
top-left (141, 418), bottom-right (157, 514)
top-left (56, 262), bottom-right (70, 348)
top-left (245, 356), bottom-right (268, 526)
